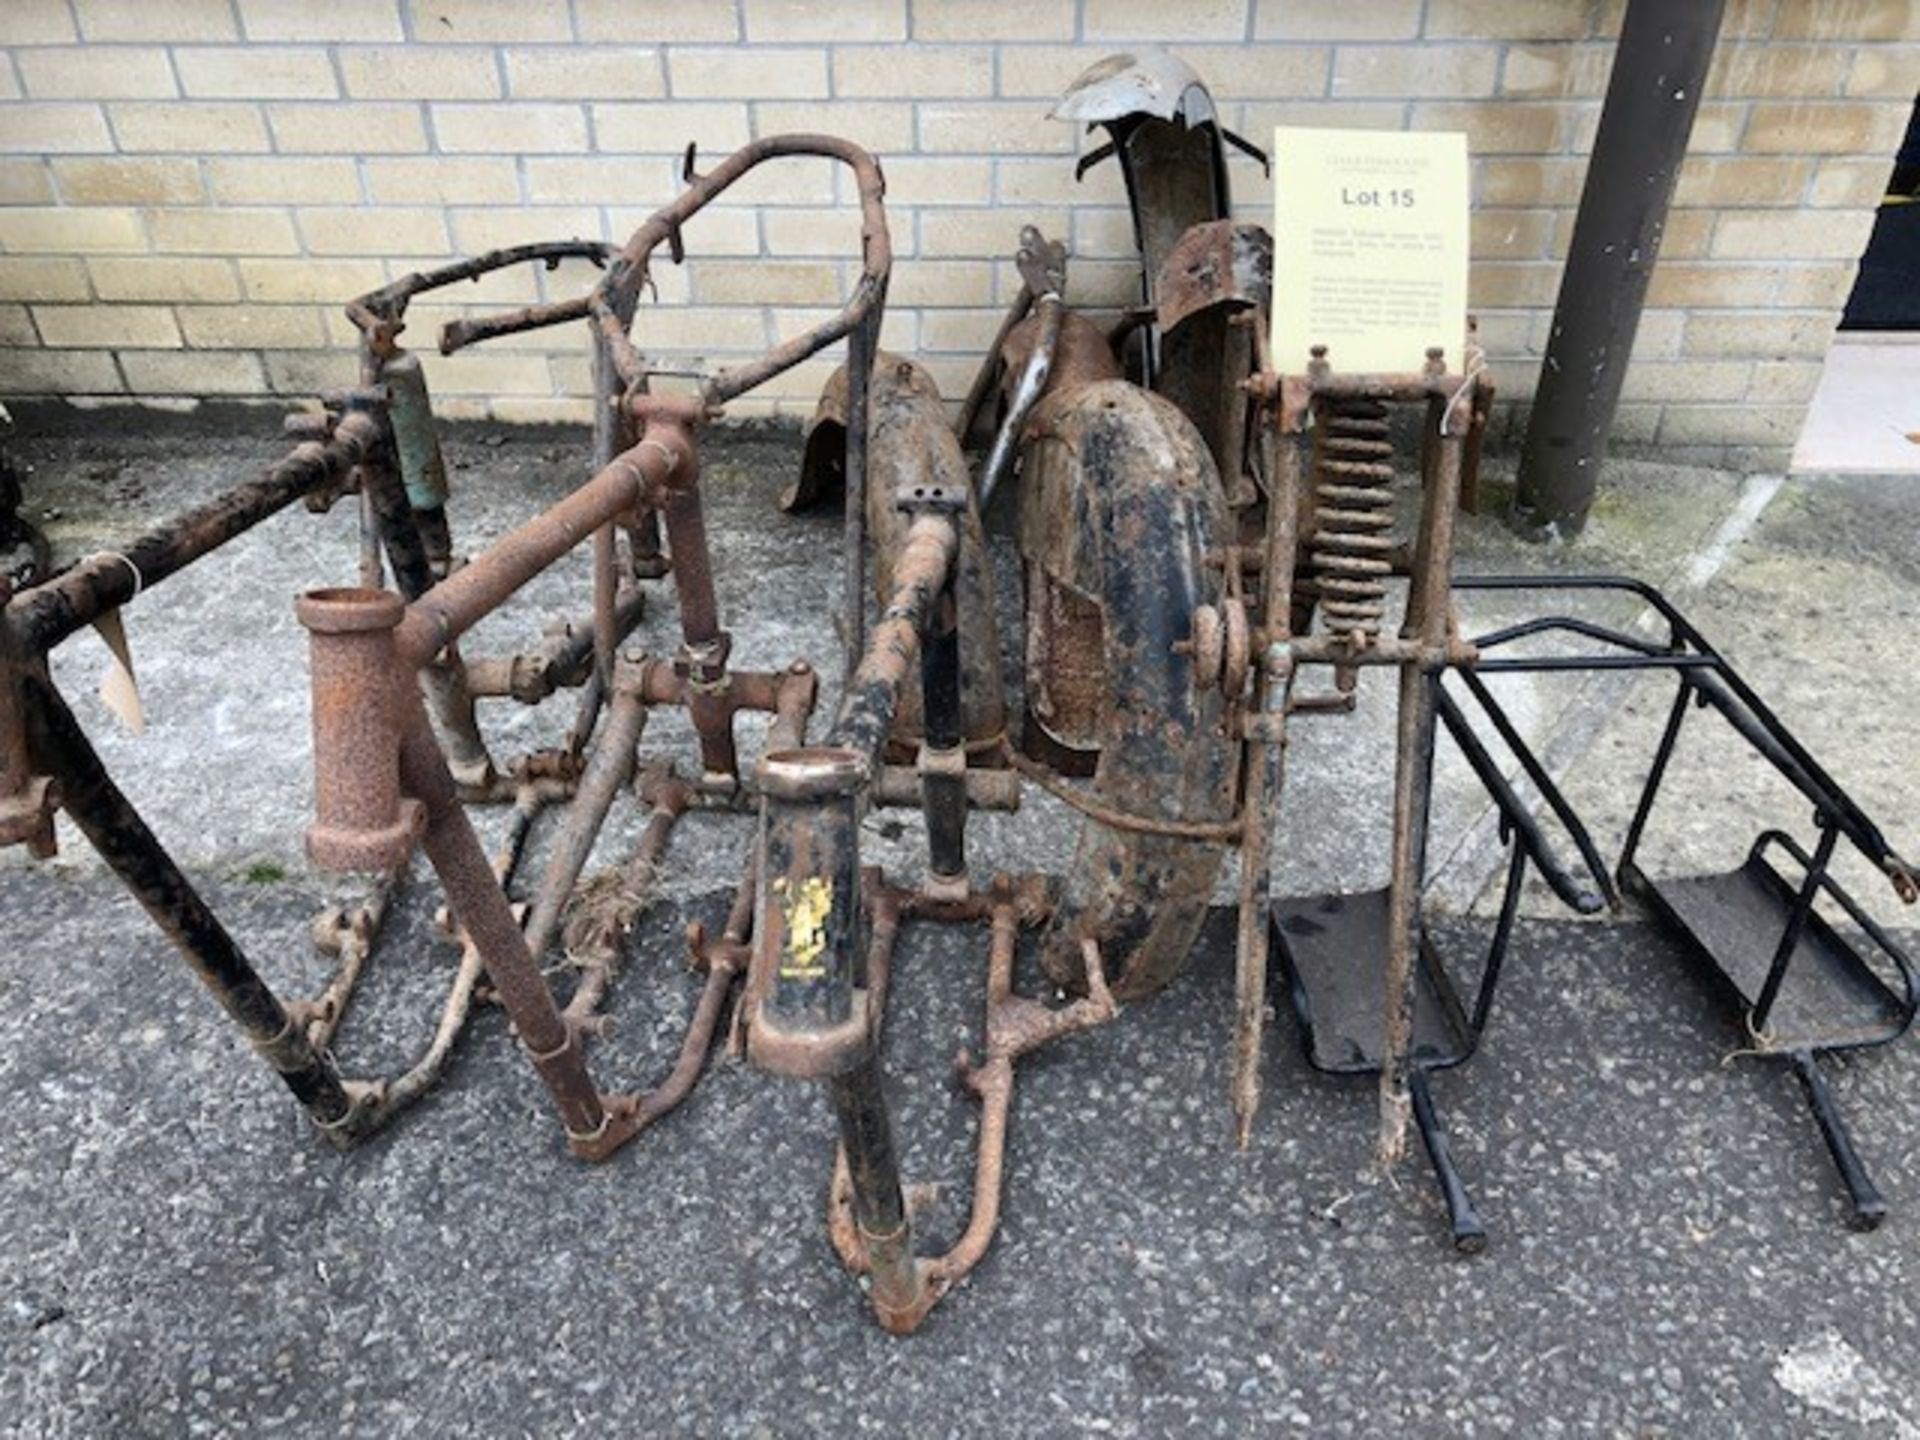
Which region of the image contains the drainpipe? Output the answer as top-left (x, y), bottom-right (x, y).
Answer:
top-left (1512, 0), bottom-right (1726, 540)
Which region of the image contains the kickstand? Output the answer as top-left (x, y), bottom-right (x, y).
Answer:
top-left (1789, 1048), bottom-right (1888, 1231)
top-left (1409, 1067), bottom-right (1487, 1253)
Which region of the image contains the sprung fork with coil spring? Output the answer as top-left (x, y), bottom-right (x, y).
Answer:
top-left (1308, 396), bottom-right (1396, 642)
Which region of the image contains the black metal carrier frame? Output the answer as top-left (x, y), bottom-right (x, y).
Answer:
top-left (1275, 572), bottom-right (1918, 1245)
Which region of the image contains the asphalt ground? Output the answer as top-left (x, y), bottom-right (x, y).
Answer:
top-left (3, 417), bottom-right (1918, 1436)
top-left (4, 874), bottom-right (1918, 1437)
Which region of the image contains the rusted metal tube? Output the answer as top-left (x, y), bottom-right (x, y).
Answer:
top-left (395, 691), bottom-right (608, 1146)
top-left (662, 487), bottom-right (719, 641)
top-left (298, 586), bottom-right (424, 874)
top-left (842, 301), bottom-right (880, 679)
top-left (420, 653), bottom-right (496, 795)
top-left (1230, 400), bottom-right (1303, 1148)
top-left (303, 860), bottom-right (406, 1054)
top-left (829, 1050), bottom-right (926, 1335)
top-left (592, 855), bottom-right (744, 1135)
top-left (395, 409), bottom-right (699, 669)
top-left (584, 135), bottom-right (890, 402)
top-left (347, 239), bottom-right (614, 356)
top-left (460, 590), bottom-right (648, 701)
top-left (1251, 368), bottom-right (1475, 410)
top-left (619, 870), bottom-right (758, 1120)
top-left (349, 396), bottom-right (497, 789)
top-left (939, 913), bottom-right (1023, 1279)
top-left (661, 486), bottom-right (738, 779)
top-left (1377, 412), bottom-right (1464, 1168)
top-left (627, 953), bottom-right (734, 1127)
top-left (870, 763), bottom-right (1019, 813)
top-left (7, 413), bottom-right (379, 652)
top-left (592, 522), bottom-right (618, 697)
top-left (19, 672), bottom-right (358, 1133)
top-left (379, 350), bottom-right (450, 513)
top-left (978, 292), bottom-right (1062, 513)
top-left (825, 887), bottom-right (1113, 1333)
top-left (522, 685), bottom-right (648, 964)
top-left (747, 743), bottom-right (908, 1332)
top-left (587, 292), bottom-right (667, 583)
top-left (765, 662), bottom-right (817, 754)
top-left (378, 940), bottom-right (485, 1117)
top-left (438, 295), bottom-right (595, 354)
top-left (827, 513), bottom-right (960, 766)
top-left (934, 910), bottom-right (1115, 1299)
top-left (562, 771), bottom-right (695, 1027)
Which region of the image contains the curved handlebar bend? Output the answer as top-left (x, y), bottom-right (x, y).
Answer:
top-left (588, 134), bottom-right (891, 406)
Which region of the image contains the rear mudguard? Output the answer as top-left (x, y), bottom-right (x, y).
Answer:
top-left (1019, 380), bottom-right (1237, 1000)
top-left (1053, 50), bottom-right (1273, 512)
top-left (792, 353), bottom-right (1005, 760)
top-left (1054, 49), bottom-right (1233, 319)
top-left (1154, 220), bottom-right (1273, 510)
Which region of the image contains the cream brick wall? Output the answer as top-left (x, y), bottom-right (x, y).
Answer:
top-left (0, 0), bottom-right (1912, 451)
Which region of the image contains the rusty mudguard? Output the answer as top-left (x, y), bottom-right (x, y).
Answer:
top-left (1154, 219), bottom-right (1272, 511)
top-left (1019, 379), bottom-right (1237, 1001)
top-left (791, 353), bottom-right (1006, 761)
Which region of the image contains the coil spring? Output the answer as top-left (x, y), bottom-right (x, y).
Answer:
top-left (1309, 397), bottom-right (1395, 640)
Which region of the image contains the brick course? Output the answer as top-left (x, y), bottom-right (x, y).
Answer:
top-left (0, 0), bottom-right (1910, 456)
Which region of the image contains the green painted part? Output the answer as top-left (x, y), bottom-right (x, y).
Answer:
top-left (382, 350), bottom-right (450, 512)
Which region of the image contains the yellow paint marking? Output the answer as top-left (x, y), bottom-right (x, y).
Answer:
top-left (776, 874), bottom-right (833, 979)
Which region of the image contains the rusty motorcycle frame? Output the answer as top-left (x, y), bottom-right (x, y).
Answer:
top-left (6, 50), bottom-right (1917, 1338)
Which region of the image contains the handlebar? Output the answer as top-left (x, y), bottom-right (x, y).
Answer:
top-left (381, 135), bottom-right (891, 410)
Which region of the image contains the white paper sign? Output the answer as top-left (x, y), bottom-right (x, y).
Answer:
top-left (1270, 127), bottom-right (1470, 376)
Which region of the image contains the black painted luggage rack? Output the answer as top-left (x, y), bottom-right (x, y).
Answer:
top-left (1275, 574), bottom-right (1918, 1246)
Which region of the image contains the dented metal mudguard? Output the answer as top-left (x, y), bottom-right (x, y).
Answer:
top-left (793, 353), bottom-right (1005, 760)
top-left (1019, 380), bottom-right (1237, 1000)
top-left (1155, 220), bottom-right (1273, 510)
top-left (1054, 48), bottom-right (1232, 312)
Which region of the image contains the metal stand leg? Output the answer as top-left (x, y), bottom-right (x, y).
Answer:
top-left (1409, 1067), bottom-right (1487, 1253)
top-left (1379, 666), bottom-right (1440, 1166)
top-left (1789, 1049), bottom-right (1888, 1231)
top-left (828, 1049), bottom-right (927, 1334)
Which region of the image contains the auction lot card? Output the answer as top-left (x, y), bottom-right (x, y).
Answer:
top-left (1270, 127), bottom-right (1469, 377)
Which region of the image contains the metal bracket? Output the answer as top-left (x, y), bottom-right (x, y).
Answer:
top-left (1014, 224), bottom-right (1068, 300)
top-left (893, 479), bottom-right (967, 516)
top-left (1074, 141), bottom-right (1116, 183)
top-left (748, 990), bottom-right (874, 1079)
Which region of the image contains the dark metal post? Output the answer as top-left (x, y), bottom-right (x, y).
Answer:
top-left (1513, 0), bottom-right (1726, 539)
top-left (22, 674), bottom-right (359, 1133)
top-left (918, 593), bottom-right (967, 891)
top-left (752, 748), bottom-right (866, 1040)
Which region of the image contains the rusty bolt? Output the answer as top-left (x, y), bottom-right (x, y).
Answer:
top-left (1183, 604), bottom-right (1223, 692)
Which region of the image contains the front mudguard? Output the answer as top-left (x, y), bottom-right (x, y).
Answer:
top-left (1020, 380), bottom-right (1237, 1000)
